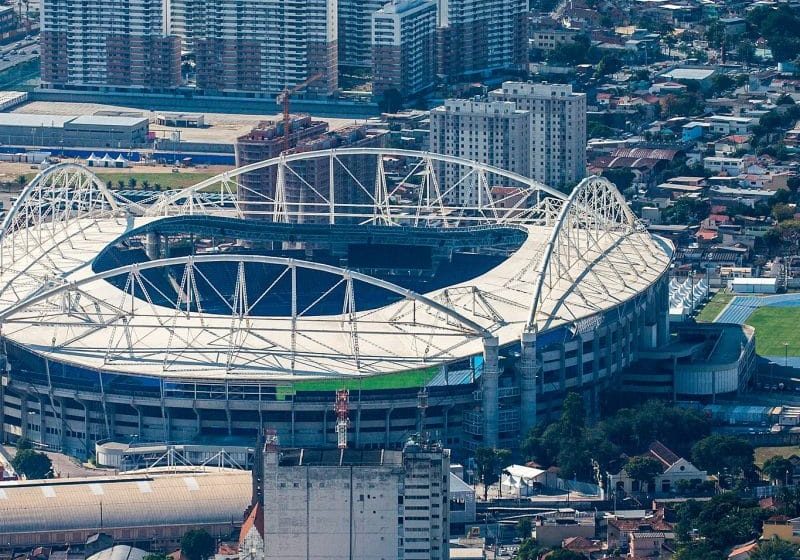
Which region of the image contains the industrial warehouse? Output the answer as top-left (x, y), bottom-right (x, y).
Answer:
top-left (0, 148), bottom-right (752, 460)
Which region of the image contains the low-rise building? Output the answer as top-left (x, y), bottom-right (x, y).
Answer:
top-left (534, 509), bottom-right (596, 547)
top-left (609, 441), bottom-right (708, 495)
top-left (260, 435), bottom-right (451, 560)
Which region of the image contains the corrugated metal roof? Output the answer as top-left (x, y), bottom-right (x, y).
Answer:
top-left (0, 113), bottom-right (74, 128)
top-left (0, 470), bottom-right (251, 536)
top-left (68, 115), bottom-right (148, 127)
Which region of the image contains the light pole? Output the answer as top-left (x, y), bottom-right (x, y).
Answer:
top-left (785, 342), bottom-right (790, 367)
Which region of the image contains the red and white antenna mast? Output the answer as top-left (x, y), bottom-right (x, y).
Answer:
top-left (335, 389), bottom-right (350, 449)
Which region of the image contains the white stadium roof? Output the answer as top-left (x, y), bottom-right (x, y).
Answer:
top-left (0, 149), bottom-right (671, 382)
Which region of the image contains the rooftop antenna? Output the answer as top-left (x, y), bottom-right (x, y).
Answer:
top-left (335, 389), bottom-right (350, 449)
top-left (416, 388), bottom-right (428, 439)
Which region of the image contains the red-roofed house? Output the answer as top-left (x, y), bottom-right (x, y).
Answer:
top-left (728, 539), bottom-right (758, 560)
top-left (239, 503), bottom-right (264, 560)
top-left (609, 441), bottom-right (708, 495)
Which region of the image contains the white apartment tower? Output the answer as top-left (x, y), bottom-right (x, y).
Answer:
top-left (187, 0), bottom-right (338, 94)
top-left (338, 0), bottom-right (386, 68)
top-left (371, 0), bottom-right (437, 99)
top-left (436, 0), bottom-right (528, 78)
top-left (260, 438), bottom-right (450, 560)
top-left (41, 0), bottom-right (181, 89)
top-left (429, 99), bottom-right (531, 205)
top-left (490, 82), bottom-right (587, 189)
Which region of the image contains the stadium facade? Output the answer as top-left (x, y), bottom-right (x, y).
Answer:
top-left (0, 149), bottom-right (674, 459)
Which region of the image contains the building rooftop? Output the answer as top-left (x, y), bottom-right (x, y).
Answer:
top-left (68, 115), bottom-right (149, 128)
top-left (0, 471), bottom-right (251, 538)
top-left (277, 448), bottom-right (405, 467)
top-left (661, 68), bottom-right (716, 81)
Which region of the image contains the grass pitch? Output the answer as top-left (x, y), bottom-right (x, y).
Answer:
top-left (696, 291), bottom-right (734, 323)
top-left (746, 306), bottom-right (800, 356)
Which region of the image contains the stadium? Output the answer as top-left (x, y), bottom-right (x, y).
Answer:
top-left (0, 148), bottom-right (673, 459)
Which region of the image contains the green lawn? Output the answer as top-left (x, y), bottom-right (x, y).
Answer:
top-left (95, 171), bottom-right (220, 190)
top-left (746, 306), bottom-right (800, 356)
top-left (755, 446), bottom-right (800, 467)
top-left (696, 291), bottom-right (734, 323)
top-left (276, 366), bottom-right (440, 399)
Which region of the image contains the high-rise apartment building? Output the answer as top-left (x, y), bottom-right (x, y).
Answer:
top-left (338, 0), bottom-right (386, 68)
top-left (372, 0), bottom-right (437, 99)
top-left (186, 0), bottom-right (338, 94)
top-left (41, 0), bottom-right (338, 94)
top-left (436, 0), bottom-right (528, 79)
top-left (490, 82), bottom-right (587, 189)
top-left (259, 436), bottom-right (450, 560)
top-left (41, 0), bottom-right (181, 89)
top-left (429, 99), bottom-right (530, 205)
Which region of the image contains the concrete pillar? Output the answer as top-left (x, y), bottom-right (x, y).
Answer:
top-left (519, 332), bottom-right (538, 438)
top-left (145, 231), bottom-right (160, 260)
top-left (0, 372), bottom-right (5, 444)
top-left (482, 336), bottom-right (500, 448)
top-left (19, 393), bottom-right (28, 441)
top-left (385, 408), bottom-right (393, 446)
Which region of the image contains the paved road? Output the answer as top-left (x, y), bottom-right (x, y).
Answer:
top-left (2, 445), bottom-right (115, 479)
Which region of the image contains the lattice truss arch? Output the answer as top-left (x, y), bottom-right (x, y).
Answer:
top-left (526, 176), bottom-right (671, 334)
top-left (0, 254), bottom-right (497, 377)
top-left (0, 163), bottom-right (142, 305)
top-left (145, 148), bottom-right (567, 227)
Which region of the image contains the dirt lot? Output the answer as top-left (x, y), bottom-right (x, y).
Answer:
top-left (13, 101), bottom-right (368, 145)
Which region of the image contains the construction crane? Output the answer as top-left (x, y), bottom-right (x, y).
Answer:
top-left (335, 389), bottom-right (350, 450)
top-left (276, 73), bottom-right (324, 152)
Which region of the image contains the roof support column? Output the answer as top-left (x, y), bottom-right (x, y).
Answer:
top-left (482, 336), bottom-right (500, 449)
top-left (519, 332), bottom-right (538, 438)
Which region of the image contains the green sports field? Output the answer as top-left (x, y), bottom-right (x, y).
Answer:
top-left (275, 366), bottom-right (440, 399)
top-left (746, 306), bottom-right (800, 357)
top-left (696, 291), bottom-right (733, 322)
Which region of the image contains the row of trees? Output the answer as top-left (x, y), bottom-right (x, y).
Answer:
top-left (521, 396), bottom-right (715, 481)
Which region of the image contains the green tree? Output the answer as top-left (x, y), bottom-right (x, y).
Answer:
top-left (516, 518), bottom-right (533, 539)
top-left (673, 541), bottom-right (726, 560)
top-left (143, 554), bottom-right (170, 560)
top-left (602, 168), bottom-right (635, 193)
top-left (127, 177), bottom-right (137, 189)
top-left (624, 456), bottom-right (664, 487)
top-left (16, 175), bottom-right (26, 187)
top-left (181, 529), bottom-right (215, 560)
top-left (763, 456), bottom-right (795, 483)
top-left (377, 88), bottom-right (403, 113)
top-left (517, 538), bottom-right (546, 560)
top-left (475, 447), bottom-right (511, 501)
top-left (736, 41), bottom-right (756, 64)
top-left (773, 203), bottom-right (796, 222)
top-left (547, 550), bottom-right (586, 560)
top-left (691, 435), bottom-right (754, 477)
top-left (11, 449), bottom-right (52, 480)
top-left (751, 537), bottom-right (800, 560)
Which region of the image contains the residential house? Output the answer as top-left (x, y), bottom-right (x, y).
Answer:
top-left (609, 441), bottom-right (708, 495)
top-left (239, 504), bottom-right (264, 560)
top-left (761, 515), bottom-right (800, 544)
top-left (728, 540), bottom-right (759, 560)
top-left (534, 509), bottom-right (596, 547)
top-left (606, 509), bottom-right (673, 550)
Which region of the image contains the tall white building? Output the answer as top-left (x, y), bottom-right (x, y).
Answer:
top-left (429, 99), bottom-right (531, 205)
top-left (260, 437), bottom-right (450, 560)
top-left (436, 0), bottom-right (527, 78)
top-left (186, 0), bottom-right (338, 94)
top-left (41, 0), bottom-right (181, 89)
top-left (372, 0), bottom-right (437, 99)
top-left (42, 0), bottom-right (338, 94)
top-left (338, 0), bottom-right (386, 68)
top-left (490, 82), bottom-right (587, 189)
